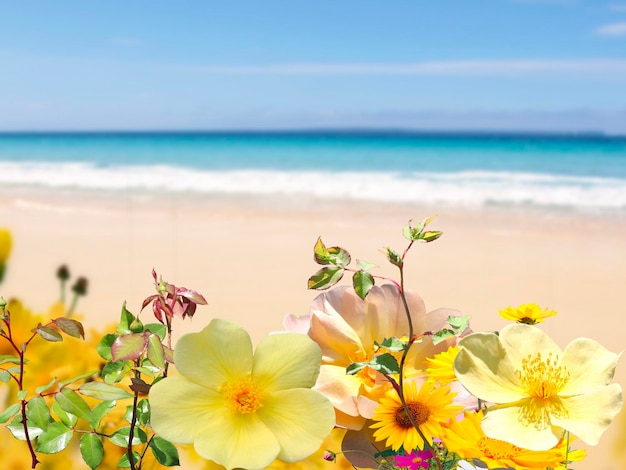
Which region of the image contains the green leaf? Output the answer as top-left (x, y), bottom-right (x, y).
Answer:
top-left (108, 426), bottom-right (148, 447)
top-left (102, 360), bottom-right (129, 384)
top-left (34, 325), bottom-right (63, 342)
top-left (117, 301), bottom-right (135, 335)
top-left (378, 337), bottom-right (407, 352)
top-left (345, 361), bottom-right (369, 376)
top-left (352, 270), bottom-right (374, 300)
top-left (146, 334), bottom-right (165, 369)
top-left (36, 421), bottom-right (73, 454)
top-left (432, 328), bottom-right (456, 345)
top-left (117, 451), bottom-right (141, 468)
top-left (79, 382), bottom-right (133, 401)
top-left (55, 389), bottom-right (94, 426)
top-left (383, 247), bottom-right (403, 268)
top-left (51, 401), bottom-right (77, 427)
top-left (135, 398), bottom-right (151, 426)
top-left (26, 396), bottom-right (51, 431)
top-left (80, 433), bottom-right (104, 470)
top-left (111, 333), bottom-right (148, 362)
top-left (0, 354), bottom-right (21, 365)
top-left (96, 333), bottom-right (118, 361)
top-left (419, 230), bottom-right (443, 243)
top-left (356, 259), bottom-right (377, 270)
top-left (0, 402), bottom-right (20, 424)
top-left (447, 314), bottom-right (471, 332)
top-left (57, 369), bottom-right (99, 388)
top-left (145, 323), bottom-right (167, 341)
top-left (53, 317), bottom-right (85, 339)
top-left (370, 353), bottom-right (400, 375)
top-left (91, 401), bottom-right (116, 429)
top-left (313, 237), bottom-right (351, 266)
top-left (7, 415), bottom-right (44, 440)
top-left (150, 436), bottom-right (180, 466)
top-left (17, 389), bottom-right (27, 400)
top-left (307, 266), bottom-right (344, 290)
top-left (0, 369), bottom-right (11, 382)
top-left (36, 377), bottom-right (58, 394)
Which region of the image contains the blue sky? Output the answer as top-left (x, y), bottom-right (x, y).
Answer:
top-left (1, 1), bottom-right (626, 133)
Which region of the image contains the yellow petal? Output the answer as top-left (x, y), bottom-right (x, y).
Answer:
top-left (148, 375), bottom-right (224, 444)
top-left (498, 323), bottom-right (562, 367)
top-left (455, 332), bottom-right (525, 403)
top-left (560, 338), bottom-right (621, 395)
top-left (252, 332), bottom-right (322, 391)
top-left (194, 412), bottom-right (281, 470)
top-left (552, 383), bottom-right (623, 446)
top-left (481, 401), bottom-right (560, 451)
top-left (258, 388), bottom-right (335, 462)
top-left (175, 318), bottom-right (253, 388)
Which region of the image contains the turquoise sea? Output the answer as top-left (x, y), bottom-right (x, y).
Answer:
top-left (1, 131), bottom-right (625, 214)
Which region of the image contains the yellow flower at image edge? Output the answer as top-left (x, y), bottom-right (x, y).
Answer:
top-left (499, 303), bottom-right (556, 324)
top-left (149, 318), bottom-right (335, 470)
top-left (370, 379), bottom-right (463, 451)
top-left (441, 410), bottom-right (585, 469)
top-left (454, 323), bottom-right (623, 451)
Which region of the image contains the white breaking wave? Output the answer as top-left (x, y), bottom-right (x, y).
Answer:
top-left (1, 161), bottom-right (625, 212)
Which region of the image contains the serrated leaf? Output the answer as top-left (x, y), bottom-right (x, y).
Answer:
top-left (447, 314), bottom-right (471, 331)
top-left (79, 382), bottom-right (133, 401)
top-left (51, 401), bottom-right (78, 427)
top-left (108, 426), bottom-right (147, 447)
top-left (0, 369), bottom-right (11, 382)
top-left (370, 353), bottom-right (400, 375)
top-left (307, 266), bottom-right (344, 290)
top-left (146, 334), bottom-right (165, 369)
top-left (352, 270), bottom-right (374, 300)
top-left (313, 237), bottom-right (351, 266)
top-left (34, 325), bottom-right (63, 342)
top-left (383, 247), bottom-right (403, 268)
top-left (36, 421), bottom-right (73, 454)
top-left (102, 360), bottom-right (129, 384)
top-left (111, 333), bottom-right (148, 362)
top-left (379, 337), bottom-right (407, 352)
top-left (36, 377), bottom-right (58, 394)
top-left (53, 317), bottom-right (85, 339)
top-left (117, 302), bottom-right (135, 335)
top-left (117, 451), bottom-right (141, 468)
top-left (56, 389), bottom-right (94, 426)
top-left (80, 433), bottom-right (104, 470)
top-left (96, 333), bottom-right (118, 361)
top-left (91, 401), bottom-right (116, 429)
top-left (26, 396), bottom-right (51, 431)
top-left (150, 436), bottom-right (180, 466)
top-left (144, 323), bottom-right (167, 340)
top-left (7, 415), bottom-right (44, 440)
top-left (0, 402), bottom-right (20, 424)
top-left (58, 369), bottom-right (99, 388)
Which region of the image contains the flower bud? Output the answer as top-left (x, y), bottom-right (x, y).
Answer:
top-left (322, 450), bottom-right (336, 462)
top-left (72, 277), bottom-right (89, 296)
top-left (57, 264), bottom-right (70, 281)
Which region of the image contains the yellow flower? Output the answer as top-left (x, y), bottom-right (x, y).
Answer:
top-left (0, 228), bottom-right (12, 264)
top-left (441, 410), bottom-right (585, 469)
top-left (454, 323), bottom-right (623, 451)
top-left (149, 318), bottom-right (335, 470)
top-left (499, 303), bottom-right (556, 324)
top-left (425, 345), bottom-right (459, 385)
top-left (286, 284), bottom-right (464, 430)
top-left (370, 378), bottom-right (463, 451)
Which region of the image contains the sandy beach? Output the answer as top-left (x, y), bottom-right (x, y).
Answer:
top-left (2, 189), bottom-right (625, 469)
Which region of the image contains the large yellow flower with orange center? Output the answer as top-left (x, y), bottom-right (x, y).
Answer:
top-left (149, 318), bottom-right (335, 470)
top-left (454, 323), bottom-right (623, 451)
top-left (370, 378), bottom-right (463, 451)
top-left (286, 284), bottom-right (464, 430)
top-left (441, 410), bottom-right (585, 469)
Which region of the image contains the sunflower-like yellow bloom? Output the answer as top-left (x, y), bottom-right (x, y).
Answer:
top-left (442, 410), bottom-right (585, 469)
top-left (454, 323), bottom-right (623, 451)
top-left (370, 378), bottom-right (463, 451)
top-left (499, 303), bottom-right (556, 324)
top-left (0, 228), bottom-right (11, 264)
top-left (149, 318), bottom-right (335, 470)
top-left (285, 284), bottom-right (464, 430)
top-left (425, 345), bottom-right (459, 385)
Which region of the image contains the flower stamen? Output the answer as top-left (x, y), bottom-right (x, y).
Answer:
top-left (395, 402), bottom-right (430, 428)
top-left (222, 378), bottom-right (264, 414)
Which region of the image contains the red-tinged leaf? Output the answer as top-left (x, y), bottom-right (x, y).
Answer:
top-left (307, 266), bottom-right (344, 290)
top-left (177, 288), bottom-right (207, 305)
top-left (146, 334), bottom-right (165, 369)
top-left (34, 324), bottom-right (63, 342)
top-left (141, 295), bottom-right (159, 312)
top-left (111, 333), bottom-right (148, 362)
top-left (129, 377), bottom-right (151, 395)
top-left (163, 346), bottom-right (174, 364)
top-left (53, 317), bottom-right (85, 339)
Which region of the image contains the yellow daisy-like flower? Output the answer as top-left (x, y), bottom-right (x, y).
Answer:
top-left (149, 318), bottom-right (335, 470)
top-left (370, 378), bottom-right (463, 451)
top-left (499, 303), bottom-right (556, 324)
top-left (441, 410), bottom-right (585, 469)
top-left (454, 323), bottom-right (623, 451)
top-left (0, 228), bottom-right (11, 264)
top-left (425, 345), bottom-right (459, 385)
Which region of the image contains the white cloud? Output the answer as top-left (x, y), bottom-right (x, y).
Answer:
top-left (595, 22), bottom-right (626, 36)
top-left (188, 59), bottom-right (626, 77)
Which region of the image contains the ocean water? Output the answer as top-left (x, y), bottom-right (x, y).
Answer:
top-left (0, 131), bottom-right (625, 214)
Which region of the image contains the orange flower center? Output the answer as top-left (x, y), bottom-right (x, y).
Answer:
top-left (395, 402), bottom-right (430, 428)
top-left (222, 378), bottom-right (264, 414)
top-left (477, 436), bottom-right (522, 459)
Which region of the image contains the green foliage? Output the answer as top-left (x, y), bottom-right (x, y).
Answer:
top-left (313, 237), bottom-right (351, 266)
top-left (307, 266), bottom-right (344, 290)
top-left (80, 433), bottom-right (105, 470)
top-left (0, 402), bottom-right (20, 424)
top-left (432, 315), bottom-right (471, 345)
top-left (346, 353), bottom-right (400, 376)
top-left (352, 270), bottom-right (374, 300)
top-left (149, 436), bottom-right (180, 466)
top-left (36, 421), bottom-right (73, 454)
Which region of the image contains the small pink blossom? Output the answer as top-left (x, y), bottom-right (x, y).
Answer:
top-left (394, 449), bottom-right (433, 469)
